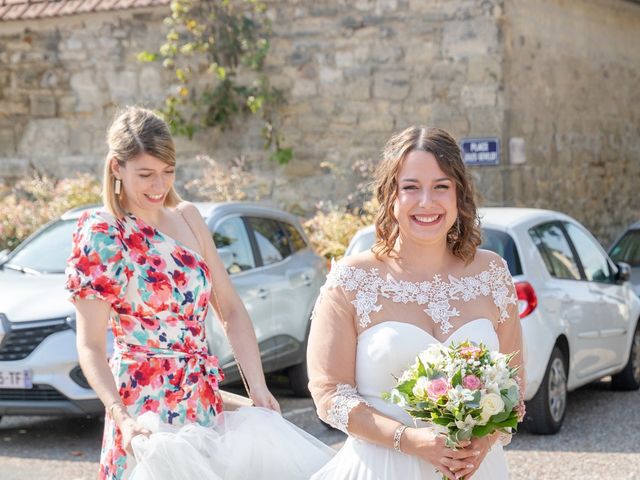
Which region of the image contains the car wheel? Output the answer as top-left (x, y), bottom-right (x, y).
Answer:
top-left (524, 346), bottom-right (568, 435)
top-left (611, 323), bottom-right (640, 391)
top-left (287, 358), bottom-right (311, 398)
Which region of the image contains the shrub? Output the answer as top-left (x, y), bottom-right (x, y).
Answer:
top-left (0, 174), bottom-right (101, 251)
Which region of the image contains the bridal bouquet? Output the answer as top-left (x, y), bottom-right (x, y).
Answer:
top-left (383, 341), bottom-right (521, 450)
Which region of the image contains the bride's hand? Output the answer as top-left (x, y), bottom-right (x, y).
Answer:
top-left (453, 432), bottom-right (499, 479)
top-left (118, 416), bottom-right (152, 456)
top-left (250, 384), bottom-right (281, 413)
top-left (403, 428), bottom-right (480, 480)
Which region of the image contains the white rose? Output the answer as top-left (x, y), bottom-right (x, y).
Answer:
top-left (412, 376), bottom-right (429, 400)
top-left (479, 392), bottom-right (505, 422)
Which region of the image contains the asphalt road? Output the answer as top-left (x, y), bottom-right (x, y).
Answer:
top-left (0, 376), bottom-right (638, 479)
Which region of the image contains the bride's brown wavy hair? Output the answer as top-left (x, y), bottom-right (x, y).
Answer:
top-left (372, 126), bottom-right (482, 264)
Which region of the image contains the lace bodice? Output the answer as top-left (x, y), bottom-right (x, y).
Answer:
top-left (323, 258), bottom-right (516, 335)
top-left (307, 251), bottom-right (523, 436)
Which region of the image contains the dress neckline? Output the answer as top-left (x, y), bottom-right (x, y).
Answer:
top-left (357, 319), bottom-right (497, 345)
top-left (126, 211), bottom-right (210, 269)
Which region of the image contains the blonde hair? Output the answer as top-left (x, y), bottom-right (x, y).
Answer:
top-left (103, 106), bottom-right (182, 218)
top-left (372, 126), bottom-right (482, 264)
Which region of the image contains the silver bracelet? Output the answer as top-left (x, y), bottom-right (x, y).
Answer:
top-left (393, 425), bottom-right (408, 453)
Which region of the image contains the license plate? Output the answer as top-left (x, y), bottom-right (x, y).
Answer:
top-left (0, 369), bottom-right (33, 389)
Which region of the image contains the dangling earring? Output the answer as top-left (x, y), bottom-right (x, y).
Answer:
top-left (114, 178), bottom-right (122, 195)
top-left (448, 217), bottom-right (461, 244)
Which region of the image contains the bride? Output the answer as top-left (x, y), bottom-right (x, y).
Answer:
top-left (307, 126), bottom-right (525, 480)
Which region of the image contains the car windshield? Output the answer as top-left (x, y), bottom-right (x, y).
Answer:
top-left (609, 229), bottom-right (640, 266)
top-left (347, 227), bottom-right (522, 276)
top-left (3, 219), bottom-right (77, 274)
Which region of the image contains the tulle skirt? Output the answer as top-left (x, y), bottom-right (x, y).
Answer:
top-left (128, 407), bottom-right (335, 480)
top-left (310, 436), bottom-right (509, 480)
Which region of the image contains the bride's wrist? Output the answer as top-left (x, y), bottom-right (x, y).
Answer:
top-left (400, 427), bottom-right (425, 455)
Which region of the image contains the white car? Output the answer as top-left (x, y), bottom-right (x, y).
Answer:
top-left (0, 203), bottom-right (325, 421)
top-left (345, 208), bottom-right (640, 434)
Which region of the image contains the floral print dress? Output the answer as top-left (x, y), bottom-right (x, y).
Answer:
top-left (66, 209), bottom-right (224, 480)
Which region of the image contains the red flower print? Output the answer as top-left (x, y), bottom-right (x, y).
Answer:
top-left (174, 248), bottom-right (196, 269)
top-left (148, 255), bottom-right (167, 271)
top-left (171, 269), bottom-right (188, 288)
top-left (140, 225), bottom-right (156, 239)
top-left (141, 397), bottom-right (160, 414)
top-left (124, 232), bottom-right (148, 253)
top-left (119, 383), bottom-right (141, 406)
top-left (164, 388), bottom-right (184, 410)
top-left (145, 270), bottom-right (172, 309)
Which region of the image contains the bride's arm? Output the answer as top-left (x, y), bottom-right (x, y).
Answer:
top-left (307, 281), bottom-right (479, 479)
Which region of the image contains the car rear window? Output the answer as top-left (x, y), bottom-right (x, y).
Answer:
top-left (610, 229), bottom-right (640, 266)
top-left (480, 228), bottom-right (523, 276)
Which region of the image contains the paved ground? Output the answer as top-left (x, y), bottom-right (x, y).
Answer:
top-left (1, 376), bottom-right (638, 479)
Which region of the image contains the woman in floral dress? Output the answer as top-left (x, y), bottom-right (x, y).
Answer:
top-left (66, 106), bottom-right (279, 479)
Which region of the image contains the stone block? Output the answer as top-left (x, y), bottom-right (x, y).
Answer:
top-left (343, 76), bottom-right (372, 101)
top-left (442, 18), bottom-right (498, 59)
top-left (373, 70), bottom-right (410, 100)
top-left (18, 119), bottom-right (70, 158)
top-left (319, 66), bottom-right (343, 84)
top-left (467, 56), bottom-right (501, 83)
top-left (291, 78), bottom-right (318, 98)
top-left (70, 70), bottom-right (104, 112)
top-left (460, 84), bottom-right (498, 108)
top-left (0, 128), bottom-right (16, 156)
top-left (138, 66), bottom-right (165, 103)
top-left (29, 95), bottom-right (56, 117)
top-left (371, 45), bottom-right (404, 64)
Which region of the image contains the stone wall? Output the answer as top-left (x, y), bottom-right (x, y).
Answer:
top-left (501, 0), bottom-right (640, 244)
top-left (0, 0), bottom-right (638, 243)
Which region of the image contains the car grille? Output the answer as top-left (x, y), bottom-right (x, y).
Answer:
top-left (0, 318), bottom-right (71, 361)
top-left (0, 384), bottom-right (67, 402)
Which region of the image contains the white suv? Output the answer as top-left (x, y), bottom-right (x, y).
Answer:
top-left (346, 208), bottom-right (640, 434)
top-left (0, 203), bottom-right (325, 420)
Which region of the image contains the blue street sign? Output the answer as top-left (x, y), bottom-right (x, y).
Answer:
top-left (460, 137), bottom-right (500, 166)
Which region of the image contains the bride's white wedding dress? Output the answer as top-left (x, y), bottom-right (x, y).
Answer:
top-left (310, 320), bottom-right (509, 479)
top-left (128, 407), bottom-right (335, 480)
top-left (307, 252), bottom-right (523, 480)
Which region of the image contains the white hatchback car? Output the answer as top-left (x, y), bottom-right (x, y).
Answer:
top-left (346, 208), bottom-right (640, 434)
top-left (0, 202), bottom-right (325, 421)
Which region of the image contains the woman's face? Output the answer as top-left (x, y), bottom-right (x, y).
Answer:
top-left (112, 153), bottom-right (175, 213)
top-left (393, 149), bottom-right (458, 248)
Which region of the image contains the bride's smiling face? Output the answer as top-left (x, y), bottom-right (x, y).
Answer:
top-left (393, 150), bottom-right (458, 247)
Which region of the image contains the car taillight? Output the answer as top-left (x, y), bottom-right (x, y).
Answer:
top-left (515, 281), bottom-right (537, 318)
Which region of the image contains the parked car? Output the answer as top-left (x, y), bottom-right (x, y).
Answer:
top-left (345, 208), bottom-right (640, 434)
top-left (0, 202), bottom-right (325, 421)
top-left (609, 220), bottom-right (640, 296)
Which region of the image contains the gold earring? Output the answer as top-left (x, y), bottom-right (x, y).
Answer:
top-left (114, 178), bottom-right (122, 195)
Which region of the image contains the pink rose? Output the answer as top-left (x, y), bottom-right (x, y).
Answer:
top-left (426, 377), bottom-right (450, 400)
top-left (462, 374), bottom-right (482, 390)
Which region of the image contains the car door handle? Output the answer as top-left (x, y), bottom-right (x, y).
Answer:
top-left (257, 288), bottom-right (269, 299)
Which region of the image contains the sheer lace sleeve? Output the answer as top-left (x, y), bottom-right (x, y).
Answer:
top-left (307, 265), bottom-right (370, 434)
top-left (492, 256), bottom-right (526, 421)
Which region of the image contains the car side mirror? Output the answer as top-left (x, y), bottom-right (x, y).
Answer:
top-left (615, 261), bottom-right (631, 283)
